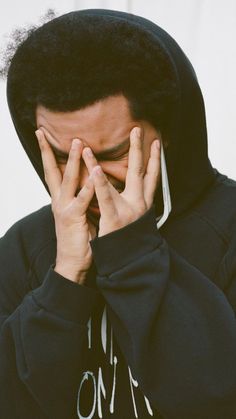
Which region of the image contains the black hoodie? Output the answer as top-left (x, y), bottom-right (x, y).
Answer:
top-left (1, 8), bottom-right (236, 419)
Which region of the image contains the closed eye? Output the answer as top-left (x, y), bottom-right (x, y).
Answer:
top-left (55, 152), bottom-right (129, 164)
top-left (103, 152), bottom-right (129, 162)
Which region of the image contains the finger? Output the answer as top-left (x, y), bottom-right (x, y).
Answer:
top-left (91, 166), bottom-right (117, 218)
top-left (39, 127), bottom-right (59, 146)
top-left (60, 139), bottom-right (83, 204)
top-left (82, 147), bottom-right (120, 201)
top-left (143, 139), bottom-right (161, 207)
top-left (124, 127), bottom-right (144, 200)
top-left (76, 174), bottom-right (95, 214)
top-left (82, 147), bottom-right (98, 174)
top-left (35, 129), bottom-right (62, 200)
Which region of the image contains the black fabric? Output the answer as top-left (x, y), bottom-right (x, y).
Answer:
top-left (1, 8), bottom-right (236, 419)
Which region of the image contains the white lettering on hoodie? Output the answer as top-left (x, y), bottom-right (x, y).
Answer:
top-left (77, 306), bottom-right (153, 418)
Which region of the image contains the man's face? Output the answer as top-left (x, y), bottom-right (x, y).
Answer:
top-left (36, 94), bottom-right (160, 221)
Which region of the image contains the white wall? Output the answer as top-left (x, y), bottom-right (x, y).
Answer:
top-left (128, 0), bottom-right (236, 180)
top-left (1, 0), bottom-right (236, 235)
top-left (0, 1), bottom-right (74, 236)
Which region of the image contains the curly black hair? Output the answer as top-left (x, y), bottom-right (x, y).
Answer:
top-left (3, 10), bottom-right (178, 138)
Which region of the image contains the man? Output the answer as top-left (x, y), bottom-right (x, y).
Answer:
top-left (1, 8), bottom-right (236, 419)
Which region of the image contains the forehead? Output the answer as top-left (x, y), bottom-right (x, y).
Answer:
top-left (35, 95), bottom-right (137, 151)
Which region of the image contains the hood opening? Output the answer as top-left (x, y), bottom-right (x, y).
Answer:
top-left (6, 8), bottom-right (216, 222)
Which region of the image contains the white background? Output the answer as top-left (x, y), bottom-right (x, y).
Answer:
top-left (0, 0), bottom-right (236, 236)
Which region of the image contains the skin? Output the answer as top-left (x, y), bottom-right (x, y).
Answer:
top-left (35, 94), bottom-right (161, 284)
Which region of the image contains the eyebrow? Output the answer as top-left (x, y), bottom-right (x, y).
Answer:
top-left (48, 137), bottom-right (130, 160)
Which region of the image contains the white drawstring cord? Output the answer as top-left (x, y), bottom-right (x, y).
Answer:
top-left (156, 141), bottom-right (172, 229)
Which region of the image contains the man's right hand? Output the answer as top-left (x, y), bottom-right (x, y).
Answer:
top-left (35, 129), bottom-right (96, 285)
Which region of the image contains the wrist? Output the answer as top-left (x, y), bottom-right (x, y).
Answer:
top-left (54, 263), bottom-right (88, 285)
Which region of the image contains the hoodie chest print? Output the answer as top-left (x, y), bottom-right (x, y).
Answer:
top-left (76, 306), bottom-right (154, 418)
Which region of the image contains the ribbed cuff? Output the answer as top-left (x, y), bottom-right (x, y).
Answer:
top-left (32, 265), bottom-right (100, 324)
top-left (90, 205), bottom-right (163, 276)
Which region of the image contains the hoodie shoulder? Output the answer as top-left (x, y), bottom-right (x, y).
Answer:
top-left (193, 172), bottom-right (236, 244)
top-left (0, 205), bottom-right (56, 311)
top-left (1, 204), bottom-right (55, 261)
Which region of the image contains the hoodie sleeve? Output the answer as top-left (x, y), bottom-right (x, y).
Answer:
top-left (0, 222), bottom-right (100, 419)
top-left (90, 205), bottom-right (236, 419)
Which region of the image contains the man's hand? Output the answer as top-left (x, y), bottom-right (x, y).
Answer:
top-left (35, 129), bottom-right (96, 285)
top-left (85, 127), bottom-right (161, 237)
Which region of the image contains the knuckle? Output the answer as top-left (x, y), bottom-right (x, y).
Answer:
top-left (78, 193), bottom-right (86, 204)
top-left (103, 193), bottom-right (113, 204)
top-left (135, 166), bottom-right (144, 177)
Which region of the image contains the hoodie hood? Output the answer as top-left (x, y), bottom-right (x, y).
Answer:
top-left (6, 9), bottom-right (217, 220)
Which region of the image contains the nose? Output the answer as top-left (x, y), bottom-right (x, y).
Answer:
top-left (77, 161), bottom-right (125, 195)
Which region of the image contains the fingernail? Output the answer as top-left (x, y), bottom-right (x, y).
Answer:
top-left (85, 147), bottom-right (93, 157)
top-left (156, 139), bottom-right (160, 150)
top-left (135, 127), bottom-right (141, 138)
top-left (71, 138), bottom-right (81, 149)
top-left (35, 130), bottom-right (42, 143)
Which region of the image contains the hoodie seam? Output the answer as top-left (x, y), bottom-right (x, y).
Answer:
top-left (30, 293), bottom-right (89, 328)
